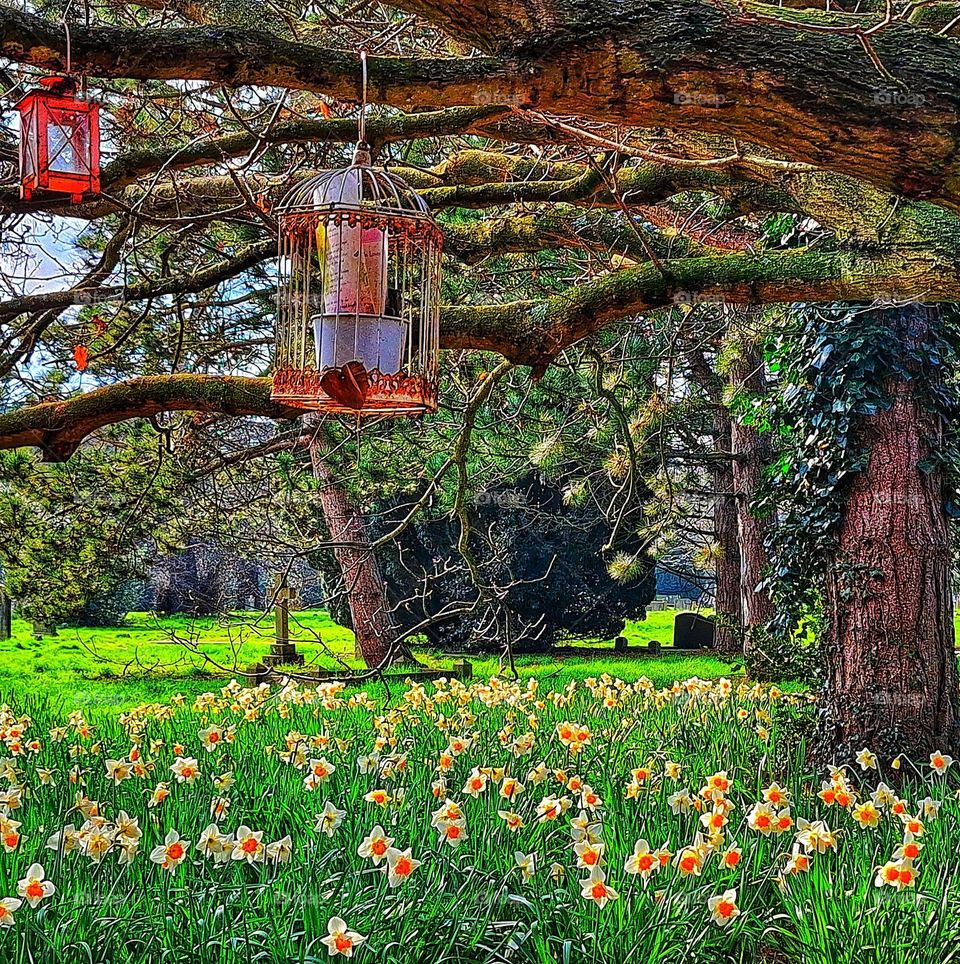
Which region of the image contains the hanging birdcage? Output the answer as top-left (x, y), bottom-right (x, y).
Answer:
top-left (273, 143), bottom-right (443, 416)
top-left (15, 76), bottom-right (100, 204)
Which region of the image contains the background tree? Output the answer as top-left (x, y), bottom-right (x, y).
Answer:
top-left (3, 0), bottom-right (960, 755)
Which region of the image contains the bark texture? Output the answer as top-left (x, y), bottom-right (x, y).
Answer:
top-left (5, 3), bottom-right (960, 211)
top-left (728, 344), bottom-right (776, 643)
top-left (307, 422), bottom-right (408, 668)
top-left (712, 412), bottom-right (744, 656)
top-left (685, 345), bottom-right (743, 655)
top-left (821, 309), bottom-right (960, 760)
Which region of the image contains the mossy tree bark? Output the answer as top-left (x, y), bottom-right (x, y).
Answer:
top-left (727, 344), bottom-right (776, 650)
top-left (6, 2), bottom-right (960, 211)
top-left (686, 347), bottom-right (743, 656)
top-left (713, 413), bottom-right (744, 656)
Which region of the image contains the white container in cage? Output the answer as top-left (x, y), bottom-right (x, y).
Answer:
top-left (313, 313), bottom-right (408, 374)
top-left (316, 167), bottom-right (388, 316)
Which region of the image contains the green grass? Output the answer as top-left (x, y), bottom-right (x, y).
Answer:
top-left (0, 608), bottom-right (731, 714)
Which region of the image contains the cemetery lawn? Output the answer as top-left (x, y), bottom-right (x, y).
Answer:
top-left (0, 609), bottom-right (735, 715)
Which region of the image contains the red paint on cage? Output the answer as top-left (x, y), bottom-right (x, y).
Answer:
top-left (15, 77), bottom-right (100, 204)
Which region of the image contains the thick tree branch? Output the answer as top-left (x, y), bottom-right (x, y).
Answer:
top-left (0, 108), bottom-right (514, 214)
top-left (4, 4), bottom-right (960, 210)
top-left (0, 374), bottom-right (297, 461)
top-left (439, 247), bottom-right (959, 365)
top-left (2, 245), bottom-right (958, 460)
top-left (0, 8), bottom-right (510, 107)
top-left (11, 146), bottom-right (957, 264)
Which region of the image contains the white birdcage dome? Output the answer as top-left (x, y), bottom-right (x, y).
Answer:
top-left (277, 144), bottom-right (432, 220)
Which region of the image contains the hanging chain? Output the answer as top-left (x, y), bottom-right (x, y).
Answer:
top-left (64, 21), bottom-right (72, 76)
top-left (80, 0), bottom-right (90, 92)
top-left (358, 49), bottom-right (368, 145)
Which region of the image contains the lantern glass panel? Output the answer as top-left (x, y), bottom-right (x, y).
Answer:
top-left (19, 102), bottom-right (37, 184)
top-left (45, 106), bottom-right (93, 177)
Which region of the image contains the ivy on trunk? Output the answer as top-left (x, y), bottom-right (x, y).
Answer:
top-left (760, 303), bottom-right (960, 760)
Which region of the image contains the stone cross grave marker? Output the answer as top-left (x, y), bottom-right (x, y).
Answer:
top-left (263, 573), bottom-right (305, 667)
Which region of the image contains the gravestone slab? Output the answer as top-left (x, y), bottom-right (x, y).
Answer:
top-left (673, 612), bottom-right (715, 650)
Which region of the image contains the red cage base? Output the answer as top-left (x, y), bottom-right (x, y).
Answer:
top-left (271, 366), bottom-right (437, 416)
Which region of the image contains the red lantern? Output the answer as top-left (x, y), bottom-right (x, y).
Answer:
top-left (15, 76), bottom-right (100, 204)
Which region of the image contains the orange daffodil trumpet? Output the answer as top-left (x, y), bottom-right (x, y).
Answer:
top-left (0, 897), bottom-right (22, 927)
top-left (321, 916), bottom-right (367, 958)
top-left (150, 830), bottom-right (191, 874)
top-left (16, 864), bottom-right (54, 907)
top-left (170, 757), bottom-right (201, 784)
top-left (358, 825), bottom-right (393, 865)
top-left (0, 675), bottom-right (955, 949)
top-left (385, 847), bottom-right (421, 887)
top-left (875, 860), bottom-right (917, 890)
top-left (198, 725), bottom-right (224, 752)
top-left (232, 826), bottom-right (265, 864)
top-left (930, 751), bottom-right (954, 775)
top-left (581, 868), bottom-right (619, 907)
top-left (624, 839), bottom-right (660, 881)
top-left (708, 888), bottom-right (741, 927)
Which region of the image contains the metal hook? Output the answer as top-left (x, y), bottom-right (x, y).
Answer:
top-left (62, 0), bottom-right (76, 76)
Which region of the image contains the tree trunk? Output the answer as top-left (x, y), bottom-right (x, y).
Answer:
top-left (306, 422), bottom-right (409, 668)
top-left (685, 346), bottom-right (743, 656)
top-left (728, 345), bottom-right (776, 647)
top-left (0, 585), bottom-right (11, 640)
top-left (712, 413), bottom-right (743, 656)
top-left (821, 307), bottom-right (959, 761)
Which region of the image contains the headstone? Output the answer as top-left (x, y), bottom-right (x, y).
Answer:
top-left (454, 659), bottom-right (473, 679)
top-left (614, 635), bottom-right (628, 653)
top-left (263, 573), bottom-right (305, 667)
top-left (31, 621), bottom-right (58, 639)
top-left (673, 612), bottom-right (715, 650)
top-left (246, 663), bottom-right (270, 684)
top-left (647, 640), bottom-right (662, 656)
top-left (0, 586), bottom-right (10, 641)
